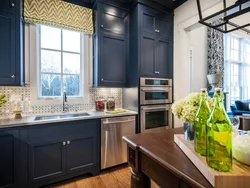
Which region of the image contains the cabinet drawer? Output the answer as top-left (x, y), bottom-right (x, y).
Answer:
top-left (27, 119), bottom-right (99, 141)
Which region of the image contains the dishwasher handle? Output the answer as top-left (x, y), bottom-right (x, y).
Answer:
top-left (102, 119), bottom-right (135, 125)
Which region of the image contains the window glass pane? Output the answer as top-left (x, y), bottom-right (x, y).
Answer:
top-left (41, 25), bottom-right (61, 50)
top-left (234, 39), bottom-right (239, 50)
top-left (247, 54), bottom-right (250, 64)
top-left (63, 30), bottom-right (81, 53)
top-left (41, 74), bottom-right (61, 96)
top-left (63, 53), bottom-right (80, 74)
top-left (63, 75), bottom-right (80, 96)
top-left (233, 50), bottom-right (239, 61)
top-left (41, 50), bottom-right (61, 73)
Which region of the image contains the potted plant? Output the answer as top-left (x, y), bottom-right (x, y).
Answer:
top-left (172, 93), bottom-right (213, 140)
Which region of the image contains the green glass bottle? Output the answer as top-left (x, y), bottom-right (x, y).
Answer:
top-left (206, 88), bottom-right (232, 172)
top-left (194, 88), bottom-right (211, 156)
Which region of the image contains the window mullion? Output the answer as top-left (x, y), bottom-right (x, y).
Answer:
top-left (61, 29), bottom-right (63, 97)
top-left (39, 25), bottom-right (42, 97)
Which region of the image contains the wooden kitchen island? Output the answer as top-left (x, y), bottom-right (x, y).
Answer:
top-left (123, 128), bottom-right (213, 188)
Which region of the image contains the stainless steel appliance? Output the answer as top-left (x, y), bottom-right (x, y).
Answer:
top-left (140, 78), bottom-right (172, 105)
top-left (101, 116), bottom-right (136, 169)
top-left (140, 105), bottom-right (172, 133)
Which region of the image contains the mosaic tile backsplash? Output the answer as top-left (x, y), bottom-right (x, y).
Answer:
top-left (0, 86), bottom-right (122, 117)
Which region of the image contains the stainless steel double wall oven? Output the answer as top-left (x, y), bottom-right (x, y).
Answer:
top-left (140, 77), bottom-right (173, 133)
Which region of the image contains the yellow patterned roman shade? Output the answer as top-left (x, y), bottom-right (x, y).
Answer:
top-left (24, 0), bottom-right (93, 34)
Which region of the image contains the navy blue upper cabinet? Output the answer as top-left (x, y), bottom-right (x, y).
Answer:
top-left (0, 12), bottom-right (16, 85)
top-left (0, 0), bottom-right (16, 13)
top-left (156, 37), bottom-right (173, 78)
top-left (140, 5), bottom-right (172, 39)
top-left (132, 4), bottom-right (173, 79)
top-left (0, 0), bottom-right (23, 86)
top-left (140, 33), bottom-right (156, 77)
top-left (93, 2), bottom-right (129, 87)
top-left (0, 130), bottom-right (19, 188)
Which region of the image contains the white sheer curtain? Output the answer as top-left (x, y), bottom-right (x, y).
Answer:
top-left (224, 33), bottom-right (250, 110)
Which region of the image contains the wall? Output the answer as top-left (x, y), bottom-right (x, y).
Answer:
top-left (0, 86), bottom-right (122, 117)
top-left (173, 0), bottom-right (222, 127)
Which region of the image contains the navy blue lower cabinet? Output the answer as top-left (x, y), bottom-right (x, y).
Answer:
top-left (0, 130), bottom-right (19, 188)
top-left (28, 139), bottom-right (67, 184)
top-left (24, 119), bottom-right (100, 187)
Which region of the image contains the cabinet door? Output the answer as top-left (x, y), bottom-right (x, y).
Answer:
top-left (140, 33), bottom-right (157, 77)
top-left (155, 37), bottom-right (172, 78)
top-left (0, 0), bottom-right (16, 13)
top-left (0, 12), bottom-right (16, 85)
top-left (99, 33), bottom-right (127, 87)
top-left (28, 139), bottom-right (66, 183)
top-left (0, 130), bottom-right (19, 188)
top-left (99, 4), bottom-right (127, 36)
top-left (66, 135), bottom-right (97, 173)
top-left (140, 6), bottom-right (157, 35)
top-left (156, 18), bottom-right (171, 39)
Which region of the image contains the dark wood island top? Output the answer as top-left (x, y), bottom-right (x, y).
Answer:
top-left (123, 128), bottom-right (213, 188)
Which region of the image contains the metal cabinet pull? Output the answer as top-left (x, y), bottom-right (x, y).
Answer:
top-left (11, 75), bottom-right (15, 79)
top-left (63, 142), bottom-right (66, 146)
top-left (101, 78), bottom-right (104, 81)
top-left (11, 3), bottom-right (15, 7)
top-left (67, 141), bottom-right (70, 145)
top-left (154, 71), bottom-right (159, 74)
top-left (101, 25), bottom-right (104, 28)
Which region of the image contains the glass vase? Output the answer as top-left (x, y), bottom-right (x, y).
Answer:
top-left (206, 88), bottom-right (232, 172)
top-left (184, 122), bottom-right (194, 141)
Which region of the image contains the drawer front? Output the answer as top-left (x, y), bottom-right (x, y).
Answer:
top-left (27, 119), bottom-right (99, 141)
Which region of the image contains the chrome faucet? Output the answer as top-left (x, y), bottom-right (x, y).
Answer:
top-left (62, 91), bottom-right (67, 112)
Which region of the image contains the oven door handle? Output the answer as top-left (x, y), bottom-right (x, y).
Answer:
top-left (141, 89), bottom-right (169, 92)
top-left (141, 107), bottom-right (170, 111)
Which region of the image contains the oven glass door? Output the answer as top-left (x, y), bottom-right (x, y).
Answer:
top-left (141, 105), bottom-right (172, 132)
top-left (140, 87), bottom-right (172, 105)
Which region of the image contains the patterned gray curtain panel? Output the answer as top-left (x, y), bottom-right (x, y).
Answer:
top-left (207, 23), bottom-right (224, 89)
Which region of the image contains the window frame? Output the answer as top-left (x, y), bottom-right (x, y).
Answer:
top-left (26, 24), bottom-right (91, 105)
top-left (37, 25), bottom-right (84, 98)
top-left (224, 33), bottom-right (250, 108)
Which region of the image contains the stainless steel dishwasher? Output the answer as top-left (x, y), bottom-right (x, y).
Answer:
top-left (101, 116), bottom-right (136, 169)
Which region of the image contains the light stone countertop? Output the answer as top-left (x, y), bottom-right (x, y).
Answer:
top-left (0, 110), bottom-right (138, 129)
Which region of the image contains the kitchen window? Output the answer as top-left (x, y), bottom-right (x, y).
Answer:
top-left (38, 25), bottom-right (83, 97)
top-left (26, 24), bottom-right (92, 105)
top-left (224, 34), bottom-right (250, 107)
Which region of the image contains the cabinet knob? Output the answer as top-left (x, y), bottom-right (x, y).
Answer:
top-left (101, 78), bottom-right (104, 81)
top-left (11, 3), bottom-right (15, 7)
top-left (63, 142), bottom-right (66, 146)
top-left (155, 30), bottom-right (160, 33)
top-left (101, 25), bottom-right (104, 28)
top-left (67, 141), bottom-right (70, 145)
top-left (155, 71), bottom-right (160, 74)
top-left (11, 75), bottom-right (15, 79)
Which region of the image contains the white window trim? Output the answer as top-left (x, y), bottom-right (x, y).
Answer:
top-left (26, 24), bottom-right (92, 105)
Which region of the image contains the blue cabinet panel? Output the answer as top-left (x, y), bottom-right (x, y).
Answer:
top-left (0, 12), bottom-right (16, 85)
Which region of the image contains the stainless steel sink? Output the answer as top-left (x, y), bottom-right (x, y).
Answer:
top-left (34, 113), bottom-right (90, 121)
